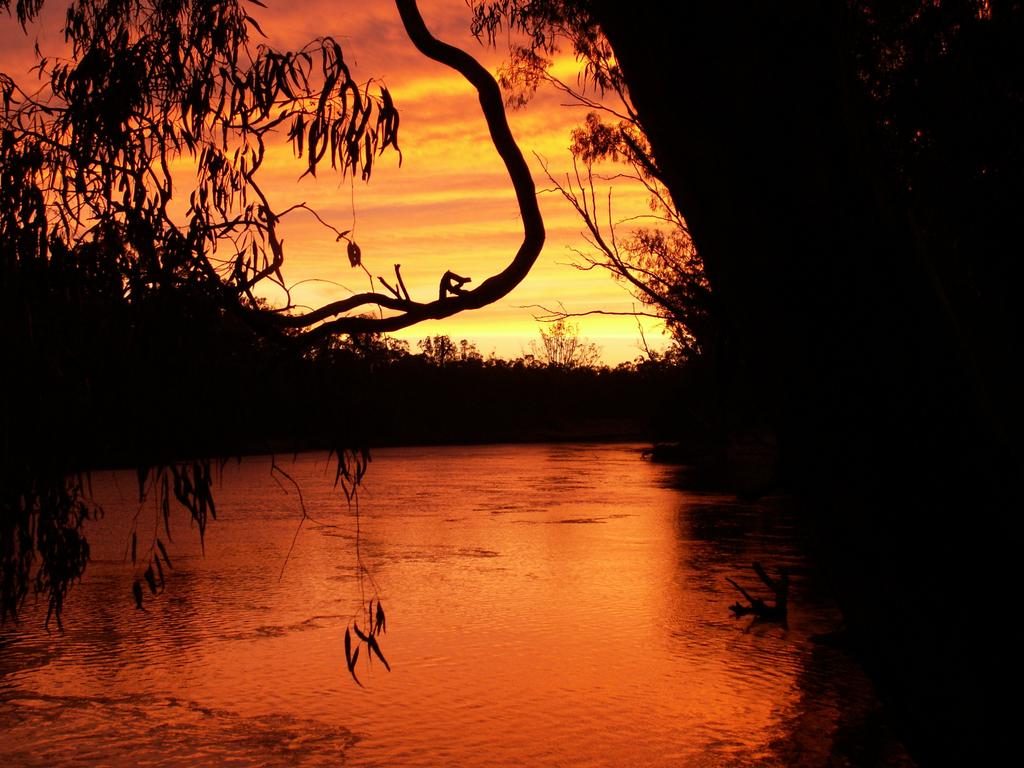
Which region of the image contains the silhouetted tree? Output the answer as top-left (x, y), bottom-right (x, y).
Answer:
top-left (417, 335), bottom-right (458, 366)
top-left (508, 64), bottom-right (713, 358)
top-left (472, 1), bottom-right (1023, 763)
top-left (457, 338), bottom-right (484, 364)
top-left (528, 319), bottom-right (601, 369)
top-left (5, 1), bottom-right (1021, 758)
top-left (0, 0), bottom-right (542, 629)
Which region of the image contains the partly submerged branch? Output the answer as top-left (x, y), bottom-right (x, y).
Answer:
top-left (728, 562), bottom-right (789, 622)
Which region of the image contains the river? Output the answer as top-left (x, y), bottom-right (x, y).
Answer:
top-left (0, 443), bottom-right (911, 766)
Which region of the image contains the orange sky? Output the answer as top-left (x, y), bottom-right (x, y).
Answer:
top-left (1, 0), bottom-right (672, 363)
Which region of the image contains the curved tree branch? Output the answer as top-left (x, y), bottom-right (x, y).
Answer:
top-left (263, 0), bottom-right (545, 339)
top-left (522, 304), bottom-right (664, 322)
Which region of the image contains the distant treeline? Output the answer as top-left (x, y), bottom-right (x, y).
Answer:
top-left (3, 252), bottom-right (719, 473)
top-left (305, 331), bottom-right (699, 450)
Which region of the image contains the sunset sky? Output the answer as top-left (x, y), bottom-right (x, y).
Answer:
top-left (0, 0), bottom-right (672, 363)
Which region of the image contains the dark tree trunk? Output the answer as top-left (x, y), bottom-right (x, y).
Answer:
top-left (593, 2), bottom-right (1020, 763)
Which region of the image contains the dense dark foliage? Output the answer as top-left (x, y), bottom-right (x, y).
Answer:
top-left (318, 334), bottom-right (691, 447)
top-left (0, 0), bottom-right (544, 627)
top-left (0, 230), bottom-right (694, 620)
top-left (0, 0), bottom-right (406, 624)
top-left (6, 0), bottom-right (1021, 760)
top-left (474, 1), bottom-right (1024, 764)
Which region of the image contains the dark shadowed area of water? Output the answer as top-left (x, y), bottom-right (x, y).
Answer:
top-left (0, 443), bottom-right (912, 766)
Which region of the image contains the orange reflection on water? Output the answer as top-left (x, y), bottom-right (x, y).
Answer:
top-left (0, 444), bottom-right (910, 766)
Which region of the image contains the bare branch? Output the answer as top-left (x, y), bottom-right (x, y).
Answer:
top-left (255, 0), bottom-right (545, 339)
top-left (519, 304), bottom-right (664, 322)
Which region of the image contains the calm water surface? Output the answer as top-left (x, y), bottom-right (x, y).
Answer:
top-left (0, 444), bottom-right (910, 766)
